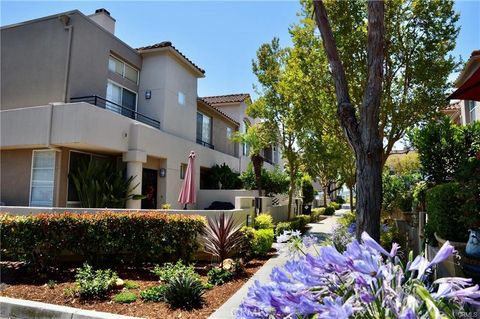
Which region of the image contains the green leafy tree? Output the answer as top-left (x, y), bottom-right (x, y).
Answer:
top-left (231, 123), bottom-right (275, 196)
top-left (311, 0), bottom-right (458, 240)
top-left (250, 39), bottom-right (304, 218)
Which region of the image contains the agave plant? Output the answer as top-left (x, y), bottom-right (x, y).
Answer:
top-left (204, 213), bottom-right (244, 265)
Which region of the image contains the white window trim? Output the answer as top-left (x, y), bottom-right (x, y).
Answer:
top-left (468, 101), bottom-right (477, 124)
top-left (109, 55), bottom-right (139, 84)
top-left (197, 111), bottom-right (212, 144)
top-left (178, 91), bottom-right (186, 106)
top-left (29, 149), bottom-right (58, 207)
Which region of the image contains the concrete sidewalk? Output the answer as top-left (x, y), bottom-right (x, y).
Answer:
top-left (208, 209), bottom-right (349, 319)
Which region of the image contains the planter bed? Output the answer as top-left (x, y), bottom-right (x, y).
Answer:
top-left (0, 253), bottom-right (274, 319)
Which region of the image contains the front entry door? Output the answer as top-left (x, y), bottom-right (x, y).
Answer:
top-left (141, 169), bottom-right (158, 209)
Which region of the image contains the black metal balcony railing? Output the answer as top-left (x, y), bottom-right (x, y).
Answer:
top-left (196, 138), bottom-right (214, 149)
top-left (70, 95), bottom-right (160, 129)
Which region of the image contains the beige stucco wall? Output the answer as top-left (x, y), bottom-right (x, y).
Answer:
top-left (0, 149), bottom-right (32, 206)
top-left (137, 52), bottom-right (199, 141)
top-left (197, 102), bottom-right (237, 157)
top-left (1, 103), bottom-right (242, 209)
top-left (1, 10), bottom-right (141, 110)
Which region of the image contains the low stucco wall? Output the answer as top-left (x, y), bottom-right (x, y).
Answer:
top-left (197, 189), bottom-right (257, 210)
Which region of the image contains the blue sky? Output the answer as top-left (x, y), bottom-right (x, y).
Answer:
top-left (1, 1), bottom-right (479, 98)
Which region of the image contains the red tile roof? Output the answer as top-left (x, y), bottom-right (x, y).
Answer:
top-left (197, 98), bottom-right (239, 126)
top-left (136, 41), bottom-right (205, 74)
top-left (200, 93), bottom-right (251, 105)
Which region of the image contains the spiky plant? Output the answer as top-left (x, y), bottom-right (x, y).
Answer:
top-left (163, 273), bottom-right (204, 310)
top-left (204, 213), bottom-right (243, 265)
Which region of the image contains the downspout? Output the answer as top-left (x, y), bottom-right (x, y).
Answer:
top-left (62, 16), bottom-right (73, 103)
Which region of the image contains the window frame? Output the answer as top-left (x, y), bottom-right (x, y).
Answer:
top-left (106, 80), bottom-right (138, 115)
top-left (180, 163), bottom-right (188, 180)
top-left (468, 100), bottom-right (477, 124)
top-left (108, 55), bottom-right (139, 84)
top-left (178, 91), bottom-right (186, 106)
top-left (196, 111), bottom-right (212, 145)
top-left (29, 149), bottom-right (57, 207)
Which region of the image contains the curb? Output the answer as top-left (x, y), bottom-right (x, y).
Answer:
top-left (0, 297), bottom-right (143, 319)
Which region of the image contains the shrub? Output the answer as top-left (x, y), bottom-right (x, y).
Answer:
top-left (240, 165), bottom-right (289, 196)
top-left (140, 285), bottom-right (166, 302)
top-left (329, 202), bottom-right (341, 210)
top-left (310, 208), bottom-right (326, 222)
top-left (275, 222), bottom-right (293, 237)
top-left (294, 215), bottom-right (311, 230)
top-left (113, 291), bottom-right (137, 303)
top-left (324, 206), bottom-right (335, 216)
top-left (252, 229), bottom-right (274, 256)
top-left (426, 182), bottom-right (469, 242)
top-left (301, 176), bottom-right (315, 204)
top-left (153, 261), bottom-right (199, 283)
top-left (204, 213), bottom-right (243, 264)
top-left (254, 214), bottom-right (274, 230)
top-left (335, 196), bottom-right (346, 204)
top-left (161, 203), bottom-right (171, 210)
top-left (124, 281), bottom-right (139, 290)
top-left (0, 212), bottom-right (205, 269)
top-left (163, 273), bottom-right (204, 310)
top-left (75, 263), bottom-right (118, 299)
top-left (239, 226), bottom-right (256, 259)
top-left (207, 267), bottom-right (234, 285)
top-left (204, 163), bottom-right (242, 190)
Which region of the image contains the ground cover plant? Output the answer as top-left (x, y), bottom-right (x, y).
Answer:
top-left (237, 230), bottom-right (480, 318)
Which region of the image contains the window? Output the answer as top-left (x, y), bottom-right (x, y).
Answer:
top-left (242, 120), bottom-right (250, 156)
top-left (108, 56), bottom-right (138, 84)
top-left (178, 92), bottom-right (186, 106)
top-left (273, 145), bottom-right (279, 164)
top-left (106, 81), bottom-right (137, 118)
top-left (226, 127), bottom-right (233, 139)
top-left (196, 112), bottom-right (212, 146)
top-left (180, 163), bottom-right (188, 179)
top-left (468, 100), bottom-right (477, 124)
top-left (30, 150), bottom-right (56, 207)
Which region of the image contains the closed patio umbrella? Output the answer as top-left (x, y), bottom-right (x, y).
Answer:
top-left (178, 151), bottom-right (196, 209)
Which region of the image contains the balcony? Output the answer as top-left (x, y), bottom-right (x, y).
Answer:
top-left (70, 95), bottom-right (160, 129)
top-left (196, 138), bottom-right (214, 149)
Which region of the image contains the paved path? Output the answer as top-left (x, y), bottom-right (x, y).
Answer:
top-left (208, 209), bottom-right (350, 319)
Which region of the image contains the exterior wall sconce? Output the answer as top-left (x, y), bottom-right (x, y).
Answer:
top-left (145, 90), bottom-right (152, 99)
top-left (159, 168), bottom-right (166, 177)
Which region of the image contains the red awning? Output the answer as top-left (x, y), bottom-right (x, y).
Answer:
top-left (448, 67), bottom-right (480, 101)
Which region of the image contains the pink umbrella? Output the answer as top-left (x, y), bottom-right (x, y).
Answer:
top-left (178, 151), bottom-right (196, 209)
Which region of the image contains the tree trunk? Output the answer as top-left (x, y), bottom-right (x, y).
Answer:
top-left (251, 154), bottom-right (264, 197)
top-left (355, 150), bottom-right (383, 241)
top-left (349, 185), bottom-right (354, 213)
top-left (323, 186), bottom-right (328, 207)
top-left (287, 170), bottom-right (295, 220)
top-left (314, 0), bottom-right (385, 242)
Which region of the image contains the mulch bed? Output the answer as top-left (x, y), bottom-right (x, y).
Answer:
top-left (0, 253), bottom-right (274, 319)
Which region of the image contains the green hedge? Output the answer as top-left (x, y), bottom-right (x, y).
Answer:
top-left (311, 208), bottom-right (326, 222)
top-left (324, 207), bottom-right (335, 216)
top-left (425, 183), bottom-right (467, 243)
top-left (0, 212), bottom-right (206, 269)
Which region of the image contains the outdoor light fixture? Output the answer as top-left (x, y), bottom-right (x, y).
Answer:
top-left (246, 214), bottom-right (252, 227)
top-left (145, 90), bottom-right (152, 99)
top-left (159, 168), bottom-right (166, 177)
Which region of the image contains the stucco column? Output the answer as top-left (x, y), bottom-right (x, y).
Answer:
top-left (123, 150), bottom-right (147, 209)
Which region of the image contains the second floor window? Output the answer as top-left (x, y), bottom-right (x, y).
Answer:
top-left (468, 100), bottom-right (477, 124)
top-left (196, 112), bottom-right (212, 146)
top-left (108, 56), bottom-right (138, 84)
top-left (106, 81), bottom-right (137, 119)
top-left (226, 127), bottom-right (232, 139)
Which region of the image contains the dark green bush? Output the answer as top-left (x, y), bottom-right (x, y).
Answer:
top-left (240, 165), bottom-right (289, 196)
top-left (294, 215), bottom-right (311, 229)
top-left (140, 285), bottom-right (166, 302)
top-left (324, 207), bottom-right (335, 216)
top-left (0, 212), bottom-right (205, 269)
top-left (207, 267), bottom-right (234, 285)
top-left (329, 202), bottom-right (341, 210)
top-left (252, 229), bottom-right (274, 256)
top-left (301, 177), bottom-right (315, 204)
top-left (425, 182), bottom-right (468, 243)
top-left (275, 222), bottom-right (293, 237)
top-left (254, 214), bottom-right (274, 230)
top-left (239, 226), bottom-right (256, 259)
top-left (335, 196), bottom-right (346, 204)
top-left (75, 263), bottom-right (118, 299)
top-left (203, 163), bottom-right (242, 190)
top-left (113, 291), bottom-right (137, 303)
top-left (163, 273), bottom-right (204, 310)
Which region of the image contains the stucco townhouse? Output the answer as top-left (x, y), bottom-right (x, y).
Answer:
top-left (0, 8), bottom-right (281, 210)
top-left (443, 50), bottom-right (480, 125)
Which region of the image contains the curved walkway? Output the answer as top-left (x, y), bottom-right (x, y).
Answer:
top-left (208, 209), bottom-right (349, 319)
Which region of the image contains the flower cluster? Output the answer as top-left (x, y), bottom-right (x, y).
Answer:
top-left (237, 231), bottom-right (480, 318)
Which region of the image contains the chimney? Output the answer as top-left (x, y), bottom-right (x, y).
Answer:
top-left (88, 8), bottom-right (115, 34)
